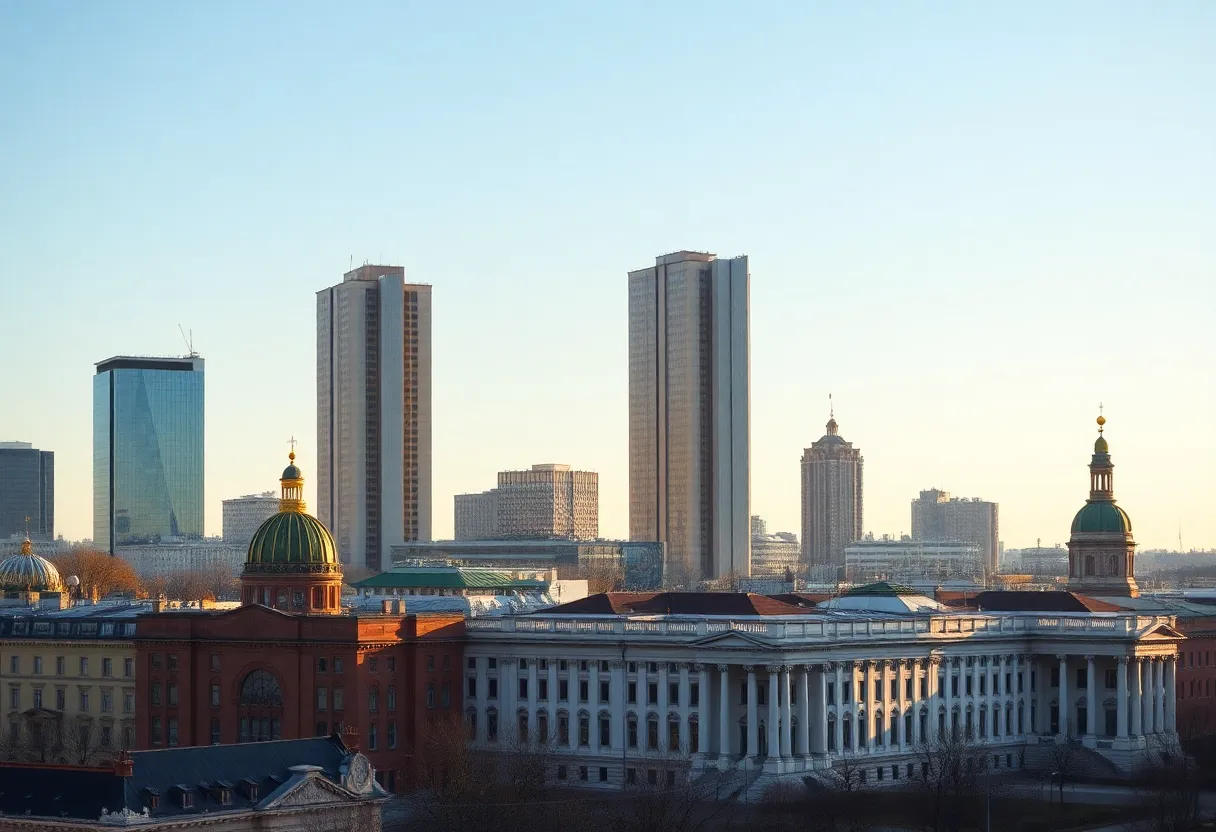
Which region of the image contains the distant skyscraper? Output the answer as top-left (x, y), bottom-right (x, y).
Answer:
top-left (0, 442), bottom-right (54, 540)
top-left (317, 264), bottom-right (432, 571)
top-left (454, 491), bottom-right (498, 540)
top-left (221, 491), bottom-right (279, 547)
top-left (628, 251), bottom-right (750, 582)
top-left (911, 489), bottom-right (999, 575)
top-left (801, 414), bottom-right (864, 575)
top-left (750, 515), bottom-right (800, 577)
top-left (455, 464), bottom-right (598, 541)
top-left (93, 356), bottom-right (204, 553)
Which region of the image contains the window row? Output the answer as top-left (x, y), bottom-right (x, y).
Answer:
top-left (7, 655), bottom-right (131, 678)
top-left (8, 685), bottom-right (130, 713)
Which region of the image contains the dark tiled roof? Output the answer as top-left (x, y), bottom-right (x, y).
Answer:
top-left (845, 581), bottom-right (918, 597)
top-left (768, 592), bottom-right (831, 608)
top-left (0, 736), bottom-right (353, 822)
top-left (544, 592), bottom-right (809, 616)
top-left (971, 591), bottom-right (1130, 613)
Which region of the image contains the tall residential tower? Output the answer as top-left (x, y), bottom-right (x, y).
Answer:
top-left (801, 414), bottom-right (864, 576)
top-left (93, 355), bottom-right (205, 553)
top-left (910, 489), bottom-right (999, 575)
top-left (628, 251), bottom-right (750, 582)
top-left (317, 264), bottom-right (432, 571)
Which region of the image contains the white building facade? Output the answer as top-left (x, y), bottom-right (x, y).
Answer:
top-left (462, 592), bottom-right (1181, 789)
top-left (317, 265), bottom-right (433, 571)
top-left (220, 491), bottom-right (278, 546)
top-left (843, 537), bottom-right (984, 584)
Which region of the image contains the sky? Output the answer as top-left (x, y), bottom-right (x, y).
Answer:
top-left (1, 2), bottom-right (1213, 552)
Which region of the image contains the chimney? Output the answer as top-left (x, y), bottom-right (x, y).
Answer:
top-left (113, 751), bottom-right (134, 778)
top-left (381, 600), bottom-right (391, 614)
top-left (394, 600), bottom-right (405, 615)
top-left (151, 596), bottom-right (165, 614)
top-left (342, 724), bottom-right (360, 752)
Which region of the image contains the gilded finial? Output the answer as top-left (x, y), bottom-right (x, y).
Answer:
top-left (288, 435), bottom-right (297, 462)
top-left (1097, 403), bottom-right (1105, 432)
top-left (1093, 405), bottom-right (1109, 454)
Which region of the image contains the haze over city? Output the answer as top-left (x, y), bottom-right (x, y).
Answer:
top-left (2, 2), bottom-right (1212, 550)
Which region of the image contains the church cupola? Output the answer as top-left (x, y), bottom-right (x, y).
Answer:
top-left (1066, 412), bottom-right (1139, 597)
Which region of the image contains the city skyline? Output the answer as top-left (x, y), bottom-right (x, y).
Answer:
top-left (1, 4), bottom-right (1212, 552)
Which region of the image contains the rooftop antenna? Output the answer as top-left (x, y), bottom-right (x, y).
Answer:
top-left (177, 325), bottom-right (198, 358)
top-left (829, 392), bottom-right (834, 419)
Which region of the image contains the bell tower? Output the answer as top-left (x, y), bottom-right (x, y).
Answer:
top-left (1066, 413), bottom-right (1138, 597)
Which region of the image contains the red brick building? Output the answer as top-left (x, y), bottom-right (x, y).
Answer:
top-left (133, 454), bottom-right (464, 791)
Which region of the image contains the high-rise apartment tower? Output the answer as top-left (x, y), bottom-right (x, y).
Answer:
top-left (911, 489), bottom-right (999, 575)
top-left (93, 355), bottom-right (205, 553)
top-left (801, 414), bottom-right (864, 575)
top-left (628, 251), bottom-right (750, 582)
top-left (455, 464), bottom-right (598, 541)
top-left (317, 264), bottom-right (432, 571)
top-left (0, 442), bottom-right (54, 540)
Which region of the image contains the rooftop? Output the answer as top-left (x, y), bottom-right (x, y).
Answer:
top-left (352, 566), bottom-right (549, 590)
top-left (543, 592), bottom-right (813, 617)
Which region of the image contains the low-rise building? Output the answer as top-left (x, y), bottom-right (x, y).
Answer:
top-left (390, 538), bottom-right (665, 589)
top-left (843, 536), bottom-right (984, 584)
top-left (0, 734), bottom-right (388, 830)
top-left (221, 491), bottom-right (278, 547)
top-left (349, 565), bottom-right (588, 616)
top-left (117, 542), bottom-right (246, 578)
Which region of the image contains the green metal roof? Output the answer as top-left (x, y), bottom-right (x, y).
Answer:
top-left (246, 512), bottom-right (337, 565)
top-left (1071, 501), bottom-right (1132, 535)
top-left (844, 581), bottom-right (918, 597)
top-left (352, 568), bottom-right (547, 590)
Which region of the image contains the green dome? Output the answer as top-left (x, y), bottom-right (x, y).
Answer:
top-left (1071, 501), bottom-right (1132, 535)
top-left (247, 511), bottom-right (338, 565)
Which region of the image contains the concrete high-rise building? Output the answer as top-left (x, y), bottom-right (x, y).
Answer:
top-left (749, 515), bottom-right (800, 577)
top-left (496, 464), bottom-right (598, 540)
top-left (454, 464), bottom-right (598, 541)
top-left (454, 490), bottom-right (498, 540)
top-left (221, 491), bottom-right (279, 547)
top-left (628, 251), bottom-right (750, 582)
top-left (0, 442), bottom-right (54, 540)
top-left (801, 414), bottom-right (864, 575)
top-left (911, 488), bottom-right (999, 575)
top-left (317, 264), bottom-right (433, 571)
top-left (93, 355), bottom-right (204, 553)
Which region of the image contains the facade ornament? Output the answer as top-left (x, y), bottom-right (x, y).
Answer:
top-left (98, 807), bottom-right (152, 826)
top-left (691, 663), bottom-right (705, 672)
top-left (1117, 656), bottom-right (1129, 665)
top-left (742, 664), bottom-right (755, 673)
top-left (1083, 655), bottom-right (1096, 662)
top-left (821, 661), bottom-right (836, 672)
top-left (716, 664), bottom-right (731, 673)
top-left (608, 660), bottom-right (626, 669)
top-left (765, 664), bottom-right (782, 674)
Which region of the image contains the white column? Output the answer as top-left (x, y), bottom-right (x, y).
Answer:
top-left (1154, 658), bottom-right (1165, 733)
top-left (799, 665), bottom-right (812, 755)
top-left (548, 660), bottom-right (560, 744)
top-left (971, 658), bottom-right (981, 738)
top-left (767, 665), bottom-right (780, 759)
top-left (566, 660), bottom-right (577, 752)
top-left (718, 664), bottom-right (732, 758)
top-left (476, 658), bottom-right (488, 743)
top-left (611, 661), bottom-right (626, 751)
top-left (528, 659), bottom-right (539, 740)
top-left (880, 660), bottom-right (892, 748)
top-left (910, 660), bottom-right (922, 746)
top-left (1141, 659), bottom-right (1152, 735)
top-left (588, 661), bottom-right (600, 753)
top-left (697, 664), bottom-right (711, 754)
top-left (833, 663), bottom-right (844, 754)
top-left (658, 663), bottom-right (669, 721)
top-left (746, 666), bottom-right (758, 758)
top-left (779, 666), bottom-right (792, 758)
top-left (503, 658), bottom-right (518, 743)
top-left (1115, 657), bottom-right (1128, 739)
top-left (1057, 655), bottom-right (1069, 738)
top-left (864, 661), bottom-right (875, 751)
top-left (1010, 654), bottom-right (1020, 735)
top-left (1165, 657), bottom-right (1176, 733)
top-left (944, 659), bottom-right (954, 739)
top-left (678, 663), bottom-right (691, 752)
top-left (1085, 656), bottom-right (1096, 737)
top-left (1130, 657), bottom-right (1143, 736)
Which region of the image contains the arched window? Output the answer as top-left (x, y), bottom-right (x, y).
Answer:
top-left (667, 712), bottom-right (680, 751)
top-left (1108, 554), bottom-right (1119, 575)
top-left (466, 707), bottom-right (477, 740)
top-left (1085, 555), bottom-right (1095, 576)
top-left (647, 714), bottom-right (659, 750)
top-left (627, 712), bottom-right (639, 748)
top-left (238, 670), bottom-right (282, 743)
top-left (486, 707), bottom-right (499, 742)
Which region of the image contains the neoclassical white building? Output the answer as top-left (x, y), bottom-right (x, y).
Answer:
top-left (463, 586), bottom-right (1181, 787)
top-left (460, 419), bottom-right (1182, 788)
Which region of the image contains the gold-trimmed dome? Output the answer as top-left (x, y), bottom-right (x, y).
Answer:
top-left (0, 537), bottom-right (64, 592)
top-left (245, 452), bottom-right (339, 569)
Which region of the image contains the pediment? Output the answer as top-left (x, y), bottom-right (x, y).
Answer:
top-left (1140, 622), bottom-right (1185, 641)
top-left (690, 629), bottom-right (772, 649)
top-left (259, 773), bottom-right (357, 810)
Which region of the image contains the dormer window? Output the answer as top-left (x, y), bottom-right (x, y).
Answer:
top-left (170, 785), bottom-right (193, 809)
top-left (240, 777), bottom-right (259, 801)
top-left (214, 778), bottom-right (235, 805)
top-left (142, 787), bottom-right (160, 811)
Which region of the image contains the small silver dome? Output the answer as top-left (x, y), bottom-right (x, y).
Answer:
top-left (0, 538), bottom-right (64, 593)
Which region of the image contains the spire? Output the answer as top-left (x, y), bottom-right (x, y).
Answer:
top-left (20, 516), bottom-right (31, 555)
top-left (825, 393), bottom-right (839, 435)
top-left (279, 446), bottom-right (306, 513)
top-left (1089, 410), bottom-right (1114, 501)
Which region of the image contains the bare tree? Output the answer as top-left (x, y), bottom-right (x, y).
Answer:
top-left (19, 715), bottom-right (65, 763)
top-left (1126, 729), bottom-right (1206, 831)
top-left (760, 760), bottom-right (873, 832)
top-left (63, 716), bottom-right (109, 766)
top-left (580, 564), bottom-right (626, 594)
top-left (50, 549), bottom-right (141, 597)
top-left (907, 732), bottom-right (994, 832)
top-left (1043, 719), bottom-right (1083, 805)
top-left (610, 753), bottom-right (731, 832)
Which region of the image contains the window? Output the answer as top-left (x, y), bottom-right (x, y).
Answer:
top-left (559, 712), bottom-right (569, 744)
top-left (387, 657), bottom-right (396, 672)
top-left (559, 679), bottom-right (568, 701)
top-left (518, 712), bottom-right (529, 742)
top-left (210, 654), bottom-right (220, 672)
top-left (168, 684), bottom-right (177, 706)
top-left (668, 717), bottom-right (679, 751)
top-left (79, 657), bottom-right (89, 676)
top-left (124, 690), bottom-right (134, 713)
top-left (1105, 669), bottom-right (1117, 690)
top-left (369, 688), bottom-right (379, 711)
top-left (151, 654), bottom-right (162, 671)
top-left (151, 717), bottom-right (162, 744)
top-left (426, 655), bottom-right (435, 672)
top-left (103, 658), bottom-right (113, 678)
top-left (648, 682), bottom-right (658, 705)
top-left (579, 680), bottom-right (589, 702)
top-left (388, 721), bottom-right (397, 749)
top-left (647, 715), bottom-right (659, 749)
top-left (33, 689), bottom-right (42, 708)
top-left (333, 688), bottom-right (344, 710)
top-left (368, 657), bottom-right (378, 673)
top-left (333, 658), bottom-right (343, 674)
top-left (317, 657), bottom-right (328, 673)
top-left (152, 682), bottom-right (162, 705)
top-left (557, 765), bottom-right (567, 781)
top-left (690, 682), bottom-right (699, 706)
top-left (599, 714), bottom-right (610, 747)
top-left (8, 656), bottom-right (16, 674)
top-left (488, 658), bottom-right (497, 670)
top-left (167, 718), bottom-right (179, 746)
top-left (102, 690), bottom-right (113, 712)
top-left (600, 766), bottom-right (609, 782)
top-left (1076, 668), bottom-right (1087, 689)
top-left (387, 686), bottom-right (397, 711)
top-left (578, 714), bottom-right (589, 746)
top-left (670, 682), bottom-right (680, 705)
top-left (80, 690), bottom-right (90, 711)
top-left (58, 656), bottom-right (67, 676)
top-left (368, 724), bottom-right (377, 751)
top-left (519, 677), bottom-right (528, 700)
top-left (628, 715), bottom-right (639, 747)
top-left (468, 677), bottom-right (477, 698)
top-left (648, 769), bottom-right (658, 786)
top-left (212, 718), bottom-right (222, 744)
top-left (827, 682), bottom-right (836, 704)
top-left (965, 677), bottom-right (973, 696)
top-left (579, 766), bottom-right (588, 782)
top-left (601, 681), bottom-right (610, 702)
top-left (442, 682), bottom-right (450, 708)
top-left (167, 655), bottom-right (177, 672)
top-left (33, 656), bottom-right (42, 675)
top-left (628, 682), bottom-right (637, 704)
top-left (488, 677), bottom-right (498, 699)
top-left (859, 681), bottom-right (867, 701)
top-left (468, 657), bottom-right (477, 670)
top-left (56, 688), bottom-right (66, 710)
top-left (124, 658), bottom-right (134, 678)
top-left (627, 767), bottom-right (637, 784)
top-left (487, 709), bottom-right (499, 742)
top-left (8, 687), bottom-right (17, 709)
top-left (443, 654), bottom-right (451, 671)
top-left (426, 684), bottom-right (435, 708)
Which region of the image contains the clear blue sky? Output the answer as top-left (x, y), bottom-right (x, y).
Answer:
top-left (2, 1), bottom-right (1213, 551)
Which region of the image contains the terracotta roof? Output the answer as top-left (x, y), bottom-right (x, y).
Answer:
top-left (768, 592), bottom-right (832, 608)
top-left (971, 591), bottom-right (1131, 613)
top-left (544, 592), bottom-right (810, 616)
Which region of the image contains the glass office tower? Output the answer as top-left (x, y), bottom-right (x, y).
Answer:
top-left (93, 356), bottom-right (204, 553)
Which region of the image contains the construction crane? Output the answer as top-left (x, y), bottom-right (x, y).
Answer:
top-left (178, 325), bottom-right (199, 358)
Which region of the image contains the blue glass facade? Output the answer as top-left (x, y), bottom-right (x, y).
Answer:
top-left (93, 357), bottom-right (204, 552)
